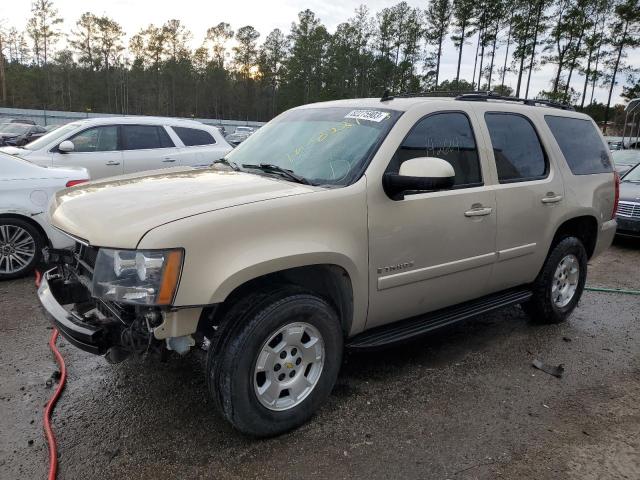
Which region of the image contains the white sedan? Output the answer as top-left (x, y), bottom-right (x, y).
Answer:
top-left (0, 152), bottom-right (89, 279)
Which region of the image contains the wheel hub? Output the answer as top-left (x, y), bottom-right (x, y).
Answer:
top-left (0, 225), bottom-right (36, 275)
top-left (551, 254), bottom-right (579, 308)
top-left (253, 322), bottom-right (325, 411)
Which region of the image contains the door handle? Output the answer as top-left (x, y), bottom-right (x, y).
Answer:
top-left (464, 206), bottom-right (493, 217)
top-left (162, 157), bottom-right (176, 163)
top-left (106, 161), bottom-right (120, 166)
top-left (541, 193), bottom-right (563, 204)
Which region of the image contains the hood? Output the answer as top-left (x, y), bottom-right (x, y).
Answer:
top-left (619, 181), bottom-right (640, 202)
top-left (0, 146), bottom-right (31, 156)
top-left (50, 166), bottom-right (317, 248)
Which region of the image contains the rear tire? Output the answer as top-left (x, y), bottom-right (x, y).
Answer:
top-left (523, 236), bottom-right (587, 324)
top-left (0, 218), bottom-right (44, 281)
top-left (207, 286), bottom-right (343, 437)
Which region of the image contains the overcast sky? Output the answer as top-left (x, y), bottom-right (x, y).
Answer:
top-left (3, 0), bottom-right (638, 105)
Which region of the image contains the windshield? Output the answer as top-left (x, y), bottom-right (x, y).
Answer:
top-left (225, 107), bottom-right (400, 186)
top-left (623, 164), bottom-right (640, 182)
top-left (612, 150), bottom-right (640, 165)
top-left (0, 123), bottom-right (29, 134)
top-left (22, 122), bottom-right (80, 150)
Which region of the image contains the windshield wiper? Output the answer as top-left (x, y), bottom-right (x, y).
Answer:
top-left (212, 158), bottom-right (239, 171)
top-left (241, 163), bottom-right (311, 185)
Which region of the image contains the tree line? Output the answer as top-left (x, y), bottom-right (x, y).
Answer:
top-left (0, 0), bottom-right (638, 125)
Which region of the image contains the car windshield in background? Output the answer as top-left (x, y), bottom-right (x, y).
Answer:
top-left (612, 150), bottom-right (640, 166)
top-left (0, 123), bottom-right (30, 134)
top-left (22, 122), bottom-right (79, 150)
top-left (225, 107), bottom-right (400, 186)
top-left (623, 164), bottom-right (640, 182)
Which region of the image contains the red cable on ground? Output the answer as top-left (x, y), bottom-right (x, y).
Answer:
top-left (35, 270), bottom-right (67, 480)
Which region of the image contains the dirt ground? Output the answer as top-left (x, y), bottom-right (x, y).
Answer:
top-left (1, 238), bottom-right (639, 480)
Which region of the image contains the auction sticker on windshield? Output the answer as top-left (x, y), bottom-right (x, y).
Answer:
top-left (344, 110), bottom-right (390, 123)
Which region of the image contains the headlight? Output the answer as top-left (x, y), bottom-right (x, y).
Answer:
top-left (92, 248), bottom-right (183, 305)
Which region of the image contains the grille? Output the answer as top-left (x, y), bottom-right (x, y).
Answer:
top-left (617, 201), bottom-right (640, 219)
top-left (73, 242), bottom-right (99, 284)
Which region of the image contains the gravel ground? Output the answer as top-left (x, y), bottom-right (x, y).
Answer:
top-left (1, 238), bottom-right (639, 480)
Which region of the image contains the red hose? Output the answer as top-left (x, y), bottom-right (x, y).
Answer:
top-left (35, 270), bottom-right (67, 480)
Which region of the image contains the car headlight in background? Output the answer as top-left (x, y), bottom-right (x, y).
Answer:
top-left (92, 248), bottom-right (183, 305)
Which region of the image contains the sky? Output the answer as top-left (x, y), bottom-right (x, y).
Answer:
top-left (2, 0), bottom-right (638, 106)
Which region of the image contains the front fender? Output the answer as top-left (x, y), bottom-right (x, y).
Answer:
top-left (137, 179), bottom-right (370, 334)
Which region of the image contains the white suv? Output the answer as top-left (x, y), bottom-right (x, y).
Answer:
top-left (0, 117), bottom-right (232, 179)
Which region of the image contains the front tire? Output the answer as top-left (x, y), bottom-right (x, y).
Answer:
top-left (207, 287), bottom-right (343, 437)
top-left (523, 236), bottom-right (587, 324)
top-left (0, 218), bottom-right (44, 280)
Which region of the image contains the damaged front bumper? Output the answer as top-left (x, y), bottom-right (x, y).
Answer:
top-left (38, 265), bottom-right (203, 358)
top-left (38, 268), bottom-right (109, 354)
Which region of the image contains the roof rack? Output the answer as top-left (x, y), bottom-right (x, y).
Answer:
top-left (387, 90), bottom-right (574, 111)
top-left (456, 91), bottom-right (575, 111)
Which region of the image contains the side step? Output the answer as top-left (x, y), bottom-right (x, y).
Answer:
top-left (347, 288), bottom-right (532, 350)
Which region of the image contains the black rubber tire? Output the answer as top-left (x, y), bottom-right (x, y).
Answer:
top-left (523, 237), bottom-right (588, 324)
top-left (0, 218), bottom-right (45, 281)
top-left (206, 286), bottom-right (343, 437)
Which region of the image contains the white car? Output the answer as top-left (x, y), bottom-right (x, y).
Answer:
top-left (0, 117), bottom-right (233, 180)
top-left (0, 152), bottom-right (89, 279)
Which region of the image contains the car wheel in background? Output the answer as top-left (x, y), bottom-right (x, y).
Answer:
top-left (523, 236), bottom-right (588, 324)
top-left (0, 218), bottom-right (45, 280)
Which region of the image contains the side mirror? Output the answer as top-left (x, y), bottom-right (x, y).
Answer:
top-left (383, 157), bottom-right (455, 200)
top-left (58, 140), bottom-right (75, 153)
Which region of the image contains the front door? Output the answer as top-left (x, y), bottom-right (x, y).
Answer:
top-left (52, 125), bottom-right (123, 179)
top-left (367, 110), bottom-right (497, 329)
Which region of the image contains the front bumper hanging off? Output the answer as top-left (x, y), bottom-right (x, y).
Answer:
top-left (38, 268), bottom-right (109, 355)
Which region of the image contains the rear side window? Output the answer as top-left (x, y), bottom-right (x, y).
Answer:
top-left (544, 116), bottom-right (612, 175)
top-left (121, 125), bottom-right (174, 150)
top-left (172, 126), bottom-right (216, 146)
top-left (485, 113), bottom-right (547, 182)
top-left (389, 112), bottom-right (482, 187)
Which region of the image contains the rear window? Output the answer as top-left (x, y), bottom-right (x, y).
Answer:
top-left (172, 126), bottom-right (216, 146)
top-left (544, 116), bottom-right (612, 175)
top-left (485, 113), bottom-right (547, 182)
top-left (121, 125), bottom-right (174, 150)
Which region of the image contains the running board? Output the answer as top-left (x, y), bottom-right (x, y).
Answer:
top-left (348, 288), bottom-right (532, 350)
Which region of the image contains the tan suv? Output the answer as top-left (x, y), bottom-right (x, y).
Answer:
top-left (38, 93), bottom-right (619, 437)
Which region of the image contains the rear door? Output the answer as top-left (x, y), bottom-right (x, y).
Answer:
top-left (120, 124), bottom-right (180, 174)
top-left (51, 125), bottom-right (123, 179)
top-left (475, 108), bottom-right (566, 292)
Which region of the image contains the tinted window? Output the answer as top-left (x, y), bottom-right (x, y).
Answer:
top-left (121, 125), bottom-right (174, 150)
top-left (69, 126), bottom-right (118, 152)
top-left (485, 113), bottom-right (547, 182)
top-left (172, 126), bottom-right (215, 146)
top-left (389, 112), bottom-right (482, 187)
top-left (544, 116), bottom-right (612, 175)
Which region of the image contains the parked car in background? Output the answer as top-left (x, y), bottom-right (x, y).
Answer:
top-left (225, 131), bottom-right (252, 147)
top-left (234, 126), bottom-right (255, 134)
top-left (0, 122), bottom-right (48, 146)
top-left (611, 149), bottom-right (640, 175)
top-left (616, 164), bottom-right (640, 237)
top-left (0, 151), bottom-right (89, 279)
top-left (6, 118), bottom-right (36, 125)
top-left (0, 117), bottom-right (232, 179)
top-left (605, 136), bottom-right (624, 150)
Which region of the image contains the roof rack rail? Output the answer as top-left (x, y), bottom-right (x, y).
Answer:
top-left (455, 91), bottom-right (575, 111)
top-left (391, 90), bottom-right (575, 111)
